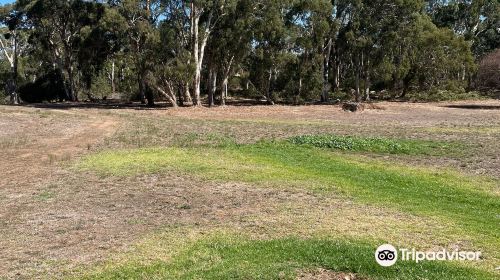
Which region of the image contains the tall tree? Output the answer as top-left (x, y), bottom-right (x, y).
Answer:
top-left (0, 3), bottom-right (28, 104)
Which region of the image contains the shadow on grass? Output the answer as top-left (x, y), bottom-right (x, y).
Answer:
top-left (443, 104), bottom-right (500, 110)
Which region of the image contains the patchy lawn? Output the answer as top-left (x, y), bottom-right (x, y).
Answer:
top-left (0, 100), bottom-right (499, 279)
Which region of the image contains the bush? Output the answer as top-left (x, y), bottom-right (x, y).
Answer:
top-left (476, 49), bottom-right (500, 91)
top-left (19, 70), bottom-right (66, 103)
top-left (406, 89), bottom-right (484, 102)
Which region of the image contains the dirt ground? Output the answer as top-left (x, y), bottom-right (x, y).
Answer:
top-left (0, 100), bottom-right (499, 279)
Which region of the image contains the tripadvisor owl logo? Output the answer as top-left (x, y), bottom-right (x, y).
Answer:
top-left (375, 244), bottom-right (482, 267)
top-left (375, 244), bottom-right (398, 267)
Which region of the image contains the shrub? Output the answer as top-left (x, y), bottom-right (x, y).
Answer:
top-left (406, 89), bottom-right (484, 102)
top-left (19, 70), bottom-right (66, 103)
top-left (476, 49), bottom-right (500, 91)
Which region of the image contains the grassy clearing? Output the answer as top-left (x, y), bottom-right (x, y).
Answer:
top-left (82, 233), bottom-right (496, 280)
top-left (78, 143), bottom-right (499, 249)
top-left (288, 134), bottom-right (464, 155)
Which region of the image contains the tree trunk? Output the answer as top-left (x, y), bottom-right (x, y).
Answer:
top-left (192, 5), bottom-right (201, 106)
top-left (333, 60), bottom-right (340, 90)
top-left (209, 69), bottom-right (217, 107)
top-left (364, 63), bottom-right (370, 102)
top-left (191, 4), bottom-right (213, 107)
top-left (66, 65), bottom-right (77, 102)
top-left (0, 34), bottom-right (19, 104)
top-left (138, 74), bottom-right (146, 104)
top-left (266, 68), bottom-right (275, 105)
top-left (321, 38), bottom-right (333, 102)
top-left (152, 82), bottom-right (178, 107)
top-left (221, 75), bottom-right (229, 106)
top-left (184, 81), bottom-right (193, 105)
top-left (364, 75), bottom-right (371, 102)
top-left (111, 60), bottom-right (116, 95)
top-left (145, 86), bottom-right (155, 107)
top-left (220, 56), bottom-right (234, 107)
top-left (355, 69), bottom-right (361, 102)
top-left (298, 77), bottom-right (302, 97)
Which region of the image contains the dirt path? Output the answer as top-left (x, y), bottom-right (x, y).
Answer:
top-left (0, 108), bottom-right (119, 278)
top-left (0, 111), bottom-right (118, 187)
top-left (0, 102), bottom-right (498, 279)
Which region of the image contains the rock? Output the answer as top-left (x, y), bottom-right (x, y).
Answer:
top-left (342, 102), bottom-right (365, 112)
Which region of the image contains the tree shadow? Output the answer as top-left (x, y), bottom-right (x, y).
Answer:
top-left (24, 101), bottom-right (172, 111)
top-left (22, 98), bottom-right (276, 110)
top-left (443, 104), bottom-right (500, 110)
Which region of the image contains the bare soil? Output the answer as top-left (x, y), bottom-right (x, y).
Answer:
top-left (0, 100), bottom-right (499, 279)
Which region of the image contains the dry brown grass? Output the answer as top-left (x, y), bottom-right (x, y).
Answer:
top-left (0, 100), bottom-right (499, 278)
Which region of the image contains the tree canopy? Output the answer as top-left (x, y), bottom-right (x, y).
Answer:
top-left (0, 0), bottom-right (498, 105)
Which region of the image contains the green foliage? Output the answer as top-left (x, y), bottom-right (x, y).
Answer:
top-left (78, 143), bottom-right (499, 245)
top-left (84, 235), bottom-right (496, 280)
top-left (288, 135), bottom-right (462, 155)
top-left (406, 89), bottom-right (485, 102)
top-left (429, 0), bottom-right (500, 57)
top-left (1, 0), bottom-right (493, 103)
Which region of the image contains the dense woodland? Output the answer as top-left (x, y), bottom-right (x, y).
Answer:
top-left (0, 0), bottom-right (498, 106)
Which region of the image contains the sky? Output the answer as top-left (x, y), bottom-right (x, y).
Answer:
top-left (0, 0), bottom-right (13, 5)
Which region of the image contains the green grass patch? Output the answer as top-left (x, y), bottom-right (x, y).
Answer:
top-left (78, 143), bottom-right (499, 248)
top-left (288, 134), bottom-right (462, 155)
top-left (405, 89), bottom-right (486, 102)
top-left (36, 190), bottom-right (56, 201)
top-left (83, 235), bottom-right (496, 280)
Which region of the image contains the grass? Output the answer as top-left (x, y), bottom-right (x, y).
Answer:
top-left (36, 190), bottom-right (56, 201)
top-left (82, 234), bottom-right (496, 280)
top-left (405, 89), bottom-right (486, 102)
top-left (78, 142), bottom-right (499, 250)
top-left (288, 134), bottom-right (463, 155)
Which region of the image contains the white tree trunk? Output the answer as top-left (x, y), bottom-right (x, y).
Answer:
top-left (111, 61), bottom-right (116, 95)
top-left (191, 4), bottom-right (213, 107)
top-left (209, 69), bottom-right (217, 107)
top-left (152, 83), bottom-right (178, 107)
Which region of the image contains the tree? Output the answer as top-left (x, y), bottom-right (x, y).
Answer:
top-left (21, 0), bottom-right (107, 101)
top-left (428, 0), bottom-right (500, 57)
top-left (0, 3), bottom-right (28, 104)
top-left (208, 0), bottom-right (253, 106)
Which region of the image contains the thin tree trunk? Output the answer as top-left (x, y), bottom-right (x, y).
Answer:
top-left (364, 73), bottom-right (371, 101)
top-left (266, 68), bottom-right (275, 105)
top-left (0, 35), bottom-right (18, 104)
top-left (209, 70), bottom-right (217, 107)
top-left (192, 5), bottom-right (201, 106)
top-left (220, 56), bottom-right (234, 106)
top-left (111, 60), bottom-right (116, 95)
top-left (321, 38), bottom-right (332, 102)
top-left (355, 69), bottom-right (361, 102)
top-left (221, 76), bottom-right (228, 106)
top-left (184, 81), bottom-right (193, 105)
top-left (191, 4), bottom-right (213, 107)
top-left (151, 83), bottom-right (177, 107)
top-left (334, 61), bottom-right (340, 90)
top-left (67, 65), bottom-right (77, 101)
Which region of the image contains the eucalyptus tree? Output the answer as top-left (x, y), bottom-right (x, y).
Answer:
top-left (250, 0), bottom-right (295, 105)
top-left (19, 0), bottom-right (107, 101)
top-left (428, 0), bottom-right (500, 57)
top-left (287, 0), bottom-right (334, 102)
top-left (207, 0), bottom-right (253, 106)
top-left (144, 10), bottom-right (195, 108)
top-left (186, 0), bottom-right (234, 106)
top-left (0, 3), bottom-right (28, 104)
top-left (110, 0), bottom-right (160, 105)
